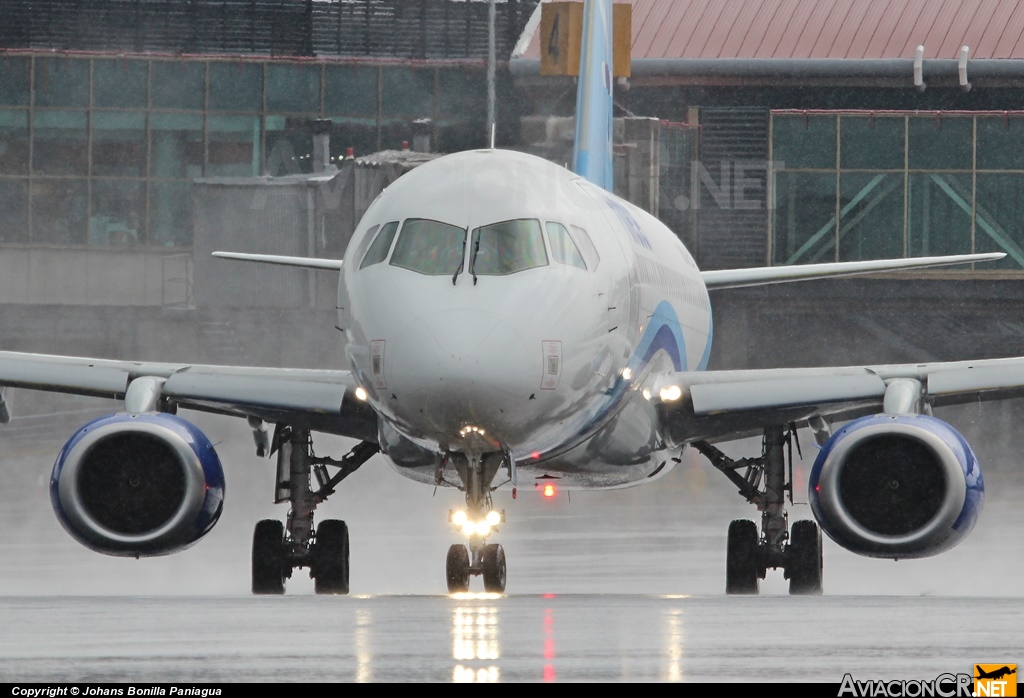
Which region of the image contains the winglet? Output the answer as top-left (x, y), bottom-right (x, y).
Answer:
top-left (212, 251), bottom-right (344, 271)
top-left (572, 0), bottom-right (615, 191)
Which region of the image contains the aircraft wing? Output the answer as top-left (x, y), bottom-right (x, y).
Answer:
top-left (0, 351), bottom-right (378, 442)
top-left (650, 356), bottom-right (1024, 444)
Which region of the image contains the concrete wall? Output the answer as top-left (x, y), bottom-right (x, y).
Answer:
top-left (0, 248), bottom-right (184, 307)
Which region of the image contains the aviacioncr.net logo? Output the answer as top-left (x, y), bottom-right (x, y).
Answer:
top-left (974, 665), bottom-right (1017, 697)
top-left (838, 673), bottom-right (973, 697)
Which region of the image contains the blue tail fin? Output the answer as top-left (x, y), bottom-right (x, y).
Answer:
top-left (572, 0), bottom-right (615, 191)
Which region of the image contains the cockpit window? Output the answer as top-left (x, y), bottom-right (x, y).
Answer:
top-left (570, 225), bottom-right (600, 270)
top-left (546, 222), bottom-right (587, 270)
top-left (389, 218), bottom-right (467, 275)
top-left (470, 219), bottom-right (548, 276)
top-left (359, 221), bottom-right (399, 269)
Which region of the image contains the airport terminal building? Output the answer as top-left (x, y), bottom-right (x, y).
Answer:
top-left (2, 0), bottom-right (1024, 380)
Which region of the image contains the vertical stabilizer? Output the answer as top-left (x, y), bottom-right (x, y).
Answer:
top-left (572, 0), bottom-right (615, 191)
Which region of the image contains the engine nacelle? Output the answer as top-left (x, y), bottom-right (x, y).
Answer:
top-left (808, 414), bottom-right (983, 559)
top-left (50, 413), bottom-right (226, 557)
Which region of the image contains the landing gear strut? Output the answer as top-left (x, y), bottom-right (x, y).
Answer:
top-left (695, 425), bottom-right (823, 596)
top-left (444, 451), bottom-right (508, 593)
top-left (250, 426), bottom-right (378, 595)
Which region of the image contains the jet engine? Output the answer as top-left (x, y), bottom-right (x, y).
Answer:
top-left (808, 413), bottom-right (983, 559)
top-left (50, 413), bottom-right (225, 557)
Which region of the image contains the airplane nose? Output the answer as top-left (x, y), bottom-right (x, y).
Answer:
top-left (386, 309), bottom-right (534, 434)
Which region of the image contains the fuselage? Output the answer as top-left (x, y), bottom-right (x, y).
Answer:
top-left (339, 149), bottom-right (712, 488)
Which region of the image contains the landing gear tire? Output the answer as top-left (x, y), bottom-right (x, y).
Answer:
top-left (313, 519), bottom-right (350, 595)
top-left (481, 543), bottom-right (507, 593)
top-left (252, 519), bottom-right (286, 595)
top-left (725, 519), bottom-right (760, 595)
top-left (446, 544), bottom-right (471, 593)
top-left (787, 520), bottom-right (823, 595)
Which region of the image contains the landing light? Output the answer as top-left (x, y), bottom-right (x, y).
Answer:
top-left (621, 367), bottom-right (632, 381)
top-left (451, 510), bottom-right (468, 526)
top-left (659, 385), bottom-right (682, 402)
top-left (354, 386), bottom-right (368, 401)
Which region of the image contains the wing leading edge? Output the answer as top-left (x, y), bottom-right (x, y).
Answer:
top-left (701, 253), bottom-right (1005, 290)
top-left (0, 351), bottom-right (377, 441)
top-left (649, 356), bottom-right (1024, 445)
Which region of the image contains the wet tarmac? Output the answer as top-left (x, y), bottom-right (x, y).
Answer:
top-left (2, 594), bottom-right (1021, 683)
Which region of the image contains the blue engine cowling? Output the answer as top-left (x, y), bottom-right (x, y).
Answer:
top-left (50, 413), bottom-right (226, 557)
top-left (808, 414), bottom-right (984, 559)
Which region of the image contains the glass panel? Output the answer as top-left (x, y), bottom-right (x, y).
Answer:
top-left (0, 57), bottom-right (30, 106)
top-left (265, 118), bottom-right (313, 176)
top-left (92, 111), bottom-right (147, 177)
top-left (0, 110), bottom-right (29, 175)
top-left (976, 116), bottom-right (1024, 171)
top-left (90, 179), bottom-right (145, 246)
top-left (438, 69), bottom-right (484, 118)
top-left (471, 219), bottom-right (548, 276)
top-left (32, 110), bottom-right (88, 176)
top-left (380, 67), bottom-right (434, 118)
top-left (546, 221), bottom-right (586, 269)
top-left (840, 116), bottom-right (904, 170)
top-left (209, 62), bottom-right (262, 112)
top-left (208, 115), bottom-right (261, 177)
top-left (390, 219), bottom-right (466, 275)
top-left (907, 173), bottom-right (972, 258)
top-left (772, 171), bottom-right (837, 264)
top-left (908, 117), bottom-right (972, 170)
top-left (34, 57), bottom-right (89, 108)
top-left (326, 119), bottom-right (379, 162)
top-left (150, 181), bottom-right (192, 247)
top-left (570, 225), bottom-right (600, 269)
top-left (975, 174), bottom-right (1024, 270)
top-left (324, 65), bottom-right (378, 116)
top-left (0, 180), bottom-right (29, 243)
top-left (267, 63), bottom-right (320, 114)
top-left (837, 172), bottom-right (905, 261)
top-left (31, 178), bottom-right (87, 244)
top-left (772, 114), bottom-right (836, 170)
top-left (93, 59), bottom-right (148, 108)
top-left (360, 222), bottom-right (399, 269)
top-left (151, 113), bottom-right (204, 179)
top-left (151, 61), bottom-right (205, 110)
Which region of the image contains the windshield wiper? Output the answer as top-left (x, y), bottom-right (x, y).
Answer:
top-left (452, 239), bottom-right (466, 285)
top-left (469, 236), bottom-right (481, 285)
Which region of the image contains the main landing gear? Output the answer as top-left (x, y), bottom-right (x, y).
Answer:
top-left (694, 425), bottom-right (823, 596)
top-left (443, 451), bottom-right (508, 594)
top-left (251, 426), bottom-right (378, 595)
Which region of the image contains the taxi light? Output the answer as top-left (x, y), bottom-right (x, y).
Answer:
top-left (659, 385), bottom-right (682, 402)
top-left (485, 510), bottom-right (501, 526)
top-left (621, 367), bottom-right (632, 380)
top-left (476, 521), bottom-right (491, 537)
top-left (642, 388), bottom-right (651, 401)
top-left (462, 521), bottom-right (477, 536)
top-left (542, 484), bottom-right (556, 498)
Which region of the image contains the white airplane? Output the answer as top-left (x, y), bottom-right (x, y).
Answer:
top-left (0, 0), bottom-right (1014, 595)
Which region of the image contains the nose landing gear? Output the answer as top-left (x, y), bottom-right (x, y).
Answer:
top-left (444, 450), bottom-right (508, 593)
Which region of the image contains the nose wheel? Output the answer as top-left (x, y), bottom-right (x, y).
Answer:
top-left (445, 541), bottom-right (507, 593)
top-left (446, 544), bottom-right (471, 593)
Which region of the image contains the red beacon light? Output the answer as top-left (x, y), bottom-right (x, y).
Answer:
top-left (542, 483), bottom-right (556, 498)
